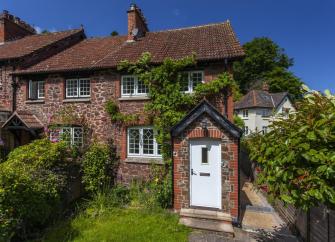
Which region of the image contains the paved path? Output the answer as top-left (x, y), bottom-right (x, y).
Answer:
top-left (189, 174), bottom-right (299, 242)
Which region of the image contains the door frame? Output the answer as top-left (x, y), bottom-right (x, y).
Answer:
top-left (189, 138), bottom-right (222, 209)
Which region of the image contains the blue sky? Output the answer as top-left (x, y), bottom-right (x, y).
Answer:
top-left (2, 0), bottom-right (334, 92)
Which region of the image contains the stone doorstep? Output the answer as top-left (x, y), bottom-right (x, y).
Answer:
top-left (180, 208), bottom-right (232, 222)
top-left (180, 217), bottom-right (235, 234)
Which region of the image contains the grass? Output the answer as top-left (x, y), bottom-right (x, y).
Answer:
top-left (38, 207), bottom-right (190, 242)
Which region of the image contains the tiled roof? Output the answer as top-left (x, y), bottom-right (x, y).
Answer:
top-left (234, 90), bottom-right (288, 109)
top-left (2, 111), bottom-right (43, 129)
top-left (15, 21), bottom-right (245, 74)
top-left (0, 29), bottom-right (83, 61)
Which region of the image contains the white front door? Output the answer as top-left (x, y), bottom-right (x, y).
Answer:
top-left (190, 139), bottom-right (221, 209)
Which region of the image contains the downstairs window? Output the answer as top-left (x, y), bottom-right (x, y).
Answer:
top-left (127, 126), bottom-right (161, 157)
top-left (49, 126), bottom-right (83, 147)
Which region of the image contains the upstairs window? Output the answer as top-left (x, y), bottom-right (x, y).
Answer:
top-left (49, 126), bottom-right (83, 147)
top-left (28, 80), bottom-right (45, 100)
top-left (261, 109), bottom-right (270, 117)
top-left (127, 126), bottom-right (161, 157)
top-left (242, 109), bottom-right (248, 118)
top-left (180, 71), bottom-right (204, 93)
top-left (121, 75), bottom-right (148, 97)
top-left (66, 79), bottom-right (90, 98)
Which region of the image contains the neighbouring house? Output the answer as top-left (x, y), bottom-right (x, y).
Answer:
top-left (1, 4), bottom-right (245, 233)
top-left (0, 10), bottom-right (85, 150)
top-left (234, 83), bottom-right (295, 135)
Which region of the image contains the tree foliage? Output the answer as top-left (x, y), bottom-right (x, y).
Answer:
top-left (233, 37), bottom-right (304, 99)
top-left (246, 87), bottom-right (335, 210)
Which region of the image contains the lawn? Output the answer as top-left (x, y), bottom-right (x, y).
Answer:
top-left (39, 208), bottom-right (191, 242)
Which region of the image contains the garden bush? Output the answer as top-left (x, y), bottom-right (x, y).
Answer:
top-left (0, 139), bottom-right (71, 241)
top-left (81, 143), bottom-right (116, 194)
top-left (246, 87), bottom-right (335, 210)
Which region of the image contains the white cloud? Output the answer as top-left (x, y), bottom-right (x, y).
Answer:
top-left (34, 26), bottom-right (42, 34)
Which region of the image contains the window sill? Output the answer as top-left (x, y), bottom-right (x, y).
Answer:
top-left (118, 96), bottom-right (150, 101)
top-left (63, 98), bottom-right (91, 103)
top-left (25, 100), bottom-right (45, 104)
top-left (125, 156), bottom-right (163, 165)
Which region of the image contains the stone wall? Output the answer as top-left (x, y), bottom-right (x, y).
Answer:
top-left (15, 63), bottom-right (235, 184)
top-left (173, 114), bottom-right (239, 220)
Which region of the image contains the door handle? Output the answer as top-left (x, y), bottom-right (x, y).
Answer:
top-left (191, 169), bottom-right (197, 175)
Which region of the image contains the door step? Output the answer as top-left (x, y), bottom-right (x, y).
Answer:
top-left (180, 217), bottom-right (234, 234)
top-left (180, 208), bottom-right (232, 222)
top-left (179, 208), bottom-right (234, 234)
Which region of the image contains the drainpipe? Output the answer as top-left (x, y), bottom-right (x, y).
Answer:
top-left (237, 137), bottom-right (241, 227)
top-left (170, 132), bottom-right (175, 211)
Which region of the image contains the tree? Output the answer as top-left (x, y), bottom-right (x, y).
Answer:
top-left (246, 87), bottom-right (335, 210)
top-left (233, 37), bottom-right (304, 99)
top-left (110, 31), bottom-right (119, 36)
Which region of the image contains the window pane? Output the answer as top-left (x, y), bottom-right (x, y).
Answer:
top-left (143, 128), bottom-right (154, 154)
top-left (122, 76), bottom-right (135, 95)
top-left (29, 81), bottom-right (38, 99)
top-left (66, 80), bottom-right (78, 97)
top-left (38, 81), bottom-right (45, 98)
top-left (61, 127), bottom-right (72, 145)
top-left (137, 78), bottom-right (148, 94)
top-left (73, 127), bottom-right (83, 146)
top-left (202, 147), bottom-right (208, 164)
top-left (190, 72), bottom-right (203, 90)
top-left (129, 129), bottom-right (140, 154)
top-left (49, 128), bottom-right (61, 143)
top-left (180, 73), bottom-right (189, 92)
top-left (79, 79), bottom-right (90, 97)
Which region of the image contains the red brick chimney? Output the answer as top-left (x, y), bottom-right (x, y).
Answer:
top-left (127, 4), bottom-right (148, 42)
top-left (0, 10), bottom-right (36, 43)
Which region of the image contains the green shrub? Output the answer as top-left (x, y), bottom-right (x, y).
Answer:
top-left (82, 143), bottom-right (115, 194)
top-left (247, 88), bottom-right (335, 210)
top-left (0, 139), bottom-right (70, 241)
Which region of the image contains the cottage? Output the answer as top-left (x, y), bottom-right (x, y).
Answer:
top-left (0, 10), bottom-right (85, 149)
top-left (235, 84), bottom-right (295, 135)
top-left (1, 4), bottom-right (245, 233)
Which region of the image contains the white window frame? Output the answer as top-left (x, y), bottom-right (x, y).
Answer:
top-left (28, 80), bottom-right (45, 99)
top-left (65, 78), bottom-right (90, 98)
top-left (181, 71), bottom-right (204, 93)
top-left (121, 75), bottom-right (148, 97)
top-left (127, 126), bottom-right (161, 158)
top-left (49, 126), bottom-right (84, 147)
top-left (244, 126), bottom-right (249, 135)
top-left (242, 109), bottom-right (249, 118)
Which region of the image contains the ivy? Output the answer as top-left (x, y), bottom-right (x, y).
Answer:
top-left (105, 100), bottom-right (138, 124)
top-left (246, 87), bottom-right (335, 210)
top-left (118, 52), bottom-right (238, 160)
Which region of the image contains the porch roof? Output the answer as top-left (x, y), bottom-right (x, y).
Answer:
top-left (171, 99), bottom-right (242, 138)
top-left (2, 111), bottom-right (44, 130)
